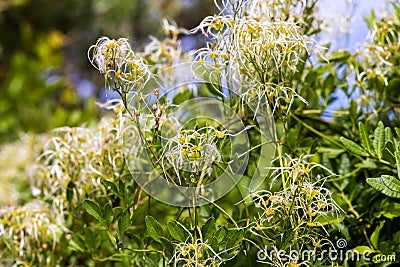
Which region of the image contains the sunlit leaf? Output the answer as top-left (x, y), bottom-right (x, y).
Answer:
top-left (340, 137), bottom-right (369, 157)
top-left (396, 151), bottom-right (400, 180)
top-left (373, 121), bottom-right (385, 160)
top-left (367, 175), bottom-right (400, 198)
top-left (326, 49), bottom-right (351, 62)
top-left (83, 200), bottom-right (105, 226)
top-left (370, 221), bottom-right (385, 249)
top-left (359, 122), bottom-right (374, 155)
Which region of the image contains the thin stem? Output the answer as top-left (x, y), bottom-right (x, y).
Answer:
top-left (276, 140), bottom-right (286, 190)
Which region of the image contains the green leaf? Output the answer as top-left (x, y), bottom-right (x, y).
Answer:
top-left (340, 137), bottom-right (369, 157)
top-left (366, 175), bottom-right (400, 198)
top-left (370, 221), bottom-right (385, 250)
top-left (225, 230), bottom-right (243, 250)
top-left (373, 121), bottom-right (385, 160)
top-left (66, 181), bottom-right (74, 202)
top-left (202, 217), bottom-right (216, 240)
top-left (145, 215), bottom-right (164, 243)
top-left (102, 180), bottom-right (119, 196)
top-left (395, 127), bottom-right (400, 138)
top-left (309, 138), bottom-right (319, 154)
top-left (382, 128), bottom-right (395, 163)
top-left (84, 228), bottom-right (96, 251)
top-left (349, 100), bottom-right (357, 122)
top-left (359, 122), bottom-right (373, 155)
top-left (314, 213), bottom-right (345, 225)
top-left (173, 88), bottom-right (193, 105)
top-left (352, 246), bottom-right (376, 254)
top-left (104, 204), bottom-right (114, 228)
top-left (118, 210), bottom-right (131, 236)
top-left (326, 49), bottom-right (351, 62)
top-left (338, 153), bottom-right (351, 177)
top-left (382, 142), bottom-right (396, 164)
top-left (83, 200), bottom-right (105, 226)
top-left (118, 180), bottom-right (126, 199)
top-left (396, 151), bottom-right (400, 180)
top-left (355, 160), bottom-right (378, 169)
top-left (381, 203), bottom-right (400, 219)
top-left (319, 147), bottom-right (344, 158)
top-left (384, 127), bottom-right (394, 145)
top-left (167, 221), bottom-right (187, 242)
top-left (215, 226), bottom-right (227, 243)
top-left (69, 236), bottom-right (85, 253)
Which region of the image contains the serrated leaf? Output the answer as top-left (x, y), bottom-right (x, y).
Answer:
top-left (373, 121), bottom-right (385, 160)
top-left (202, 217), bottom-right (216, 240)
top-left (167, 221), bottom-right (187, 242)
top-left (104, 204), bottom-right (114, 228)
top-left (118, 210), bottom-right (131, 236)
top-left (145, 215), bottom-right (164, 243)
top-left (359, 122), bottom-right (374, 155)
top-left (340, 137), bottom-right (369, 157)
top-left (367, 175), bottom-right (400, 198)
top-left (83, 200), bottom-right (105, 226)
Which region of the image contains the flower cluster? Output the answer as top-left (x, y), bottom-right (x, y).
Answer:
top-left (170, 223), bottom-right (235, 267)
top-left (192, 0), bottom-right (320, 113)
top-left (171, 239), bottom-right (227, 267)
top-left (351, 7), bottom-right (400, 118)
top-left (142, 19), bottom-right (191, 89)
top-left (162, 126), bottom-right (225, 186)
top-left (0, 135), bottom-right (46, 207)
top-left (0, 200), bottom-right (64, 266)
top-left (249, 156), bottom-right (342, 264)
top-left (88, 37), bottom-right (150, 93)
top-left (356, 19), bottom-right (399, 88)
top-left (31, 102), bottom-right (133, 210)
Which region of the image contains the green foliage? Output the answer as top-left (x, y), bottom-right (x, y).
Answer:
top-left (0, 30), bottom-right (98, 143)
top-left (2, 1), bottom-right (400, 267)
top-left (83, 199), bottom-right (107, 227)
top-left (367, 175), bottom-right (400, 199)
top-left (341, 121), bottom-right (400, 198)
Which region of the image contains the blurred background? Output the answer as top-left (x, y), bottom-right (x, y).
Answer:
top-left (0, 0), bottom-right (218, 143)
top-left (0, 0), bottom-right (390, 144)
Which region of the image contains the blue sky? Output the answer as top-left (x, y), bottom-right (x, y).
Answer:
top-left (318, 0), bottom-right (391, 114)
top-left (319, 0), bottom-right (390, 50)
